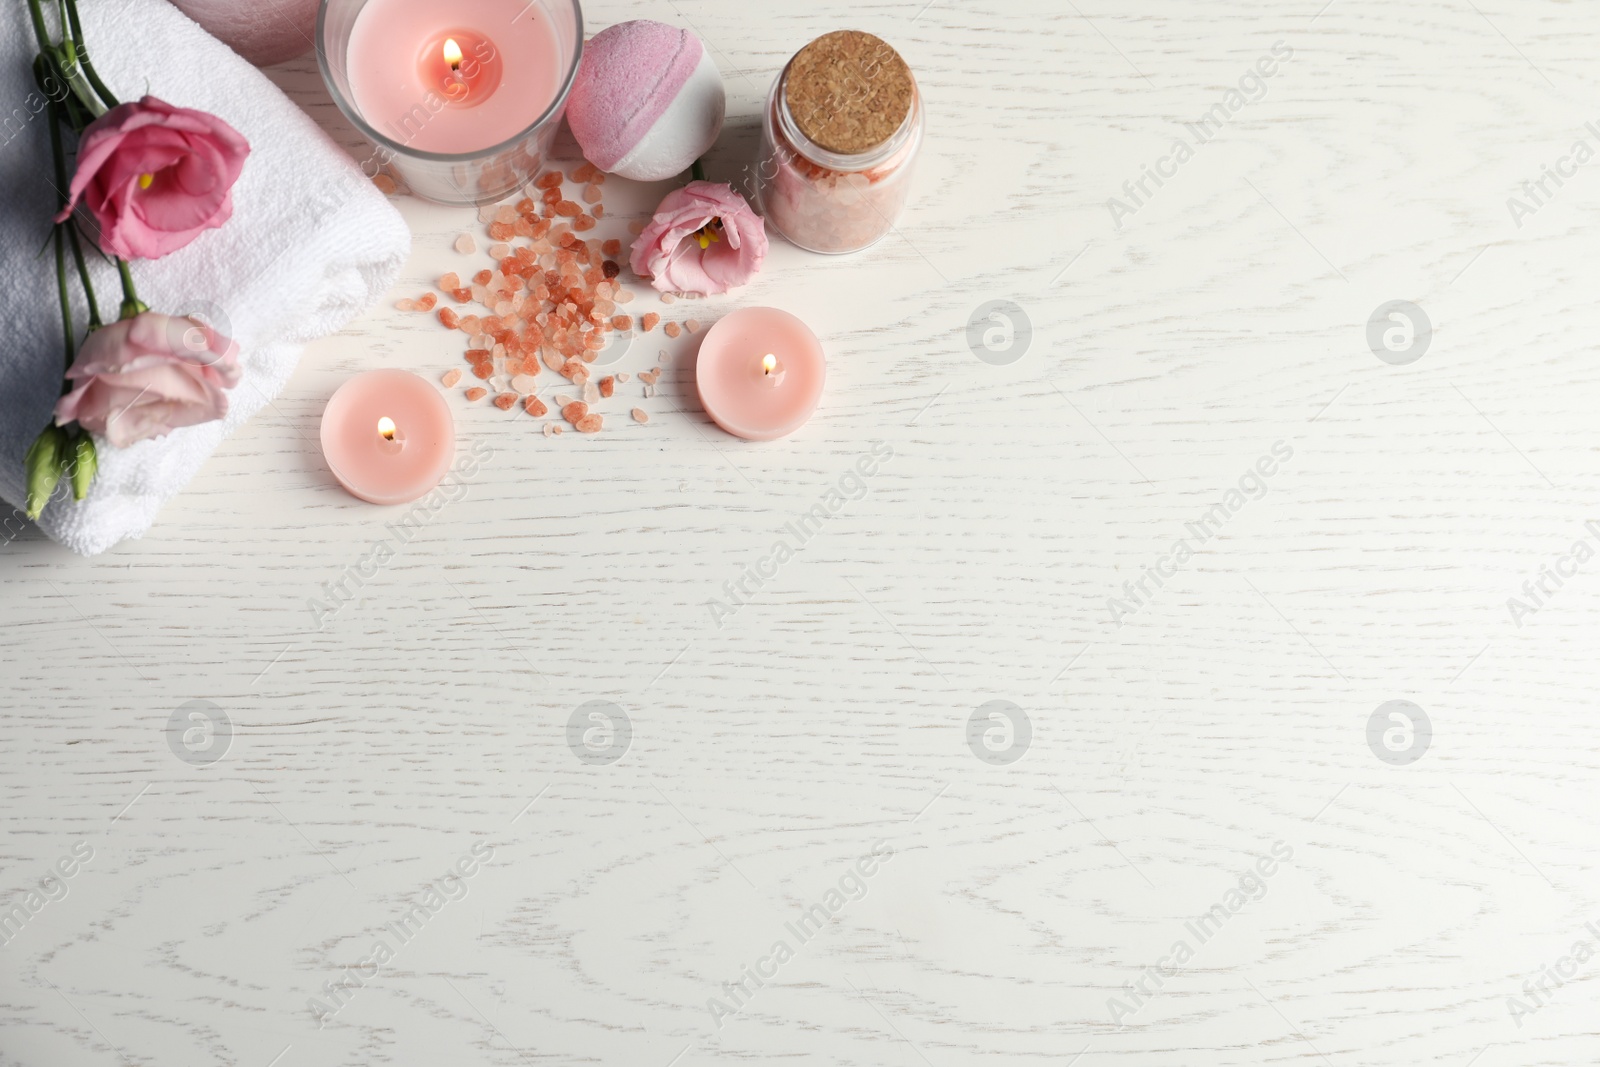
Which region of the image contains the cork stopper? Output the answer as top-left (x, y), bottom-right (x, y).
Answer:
top-left (784, 31), bottom-right (914, 157)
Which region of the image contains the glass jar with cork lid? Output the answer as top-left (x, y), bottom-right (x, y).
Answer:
top-left (756, 30), bottom-right (924, 255)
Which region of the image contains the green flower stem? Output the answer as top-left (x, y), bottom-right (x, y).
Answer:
top-left (44, 97), bottom-right (67, 207)
top-left (116, 258), bottom-right (145, 319)
top-left (691, 159), bottom-right (707, 183)
top-left (23, 0), bottom-right (51, 54)
top-left (46, 97), bottom-right (101, 328)
top-left (54, 227), bottom-right (74, 370)
top-left (25, 0), bottom-right (103, 125)
top-left (66, 225), bottom-right (99, 329)
top-left (44, 96), bottom-right (82, 376)
top-left (56, 43), bottom-right (107, 119)
top-left (61, 0), bottom-right (117, 110)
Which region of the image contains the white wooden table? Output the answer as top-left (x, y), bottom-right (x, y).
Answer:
top-left (5, 1), bottom-right (1600, 1064)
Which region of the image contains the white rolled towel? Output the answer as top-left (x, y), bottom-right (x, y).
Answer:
top-left (0, 0), bottom-right (410, 555)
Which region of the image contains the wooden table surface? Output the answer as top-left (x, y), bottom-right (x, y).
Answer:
top-left (5, 1), bottom-right (1600, 1064)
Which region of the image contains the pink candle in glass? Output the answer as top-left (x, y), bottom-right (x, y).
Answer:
top-left (695, 308), bottom-right (825, 441)
top-left (321, 370), bottom-right (455, 505)
top-left (344, 0), bottom-right (562, 154)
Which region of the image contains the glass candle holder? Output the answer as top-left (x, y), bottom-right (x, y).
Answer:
top-left (755, 30), bottom-right (924, 255)
top-left (317, 0), bottom-right (583, 205)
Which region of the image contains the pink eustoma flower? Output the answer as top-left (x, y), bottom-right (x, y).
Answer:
top-left (55, 312), bottom-right (241, 448)
top-left (56, 96), bottom-right (250, 260)
top-left (630, 180), bottom-right (767, 295)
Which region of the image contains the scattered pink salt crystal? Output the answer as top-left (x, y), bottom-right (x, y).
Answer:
top-left (395, 298), bottom-right (417, 311)
top-left (661, 292), bottom-right (676, 305)
top-left (685, 319), bottom-right (701, 334)
top-left (455, 234), bottom-right (477, 254)
top-left (582, 183), bottom-right (602, 204)
top-left (464, 387), bottom-right (488, 402)
top-left (616, 289), bottom-right (635, 304)
top-left (495, 204), bottom-right (517, 224)
top-left (440, 272), bottom-right (460, 290)
top-left (628, 219), bottom-right (646, 235)
top-left (372, 173), bottom-right (397, 195)
top-left (441, 368), bottom-right (462, 387)
top-left (490, 242), bottom-right (511, 259)
top-left (616, 372), bottom-right (629, 383)
top-left (511, 373), bottom-right (539, 393)
top-left (663, 321), bottom-right (682, 339)
top-left (576, 413), bottom-right (603, 433)
top-left (583, 382), bottom-right (599, 404)
top-left (543, 422), bottom-right (556, 437)
top-left (631, 408), bottom-right (649, 423)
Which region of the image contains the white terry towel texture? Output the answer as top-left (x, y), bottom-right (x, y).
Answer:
top-left (0, 0), bottom-right (409, 554)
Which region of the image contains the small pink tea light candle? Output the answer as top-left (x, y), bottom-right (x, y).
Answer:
top-left (320, 369), bottom-right (455, 504)
top-left (695, 308), bottom-right (825, 441)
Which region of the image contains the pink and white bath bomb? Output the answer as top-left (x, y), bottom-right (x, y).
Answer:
top-left (567, 20), bottom-right (726, 182)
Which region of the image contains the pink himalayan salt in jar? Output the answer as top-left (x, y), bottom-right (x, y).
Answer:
top-left (756, 31), bottom-right (924, 255)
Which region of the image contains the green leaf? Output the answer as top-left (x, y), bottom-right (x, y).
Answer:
top-left (70, 434), bottom-right (96, 500)
top-left (23, 425), bottom-right (68, 520)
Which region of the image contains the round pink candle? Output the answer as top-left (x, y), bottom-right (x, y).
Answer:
top-left (321, 370), bottom-right (455, 505)
top-left (345, 0), bottom-right (562, 154)
top-left (695, 308), bottom-right (825, 441)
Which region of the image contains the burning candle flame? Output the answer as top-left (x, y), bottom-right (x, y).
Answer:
top-left (762, 354), bottom-right (778, 376)
top-left (378, 416), bottom-right (397, 441)
top-left (443, 38), bottom-right (463, 71)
